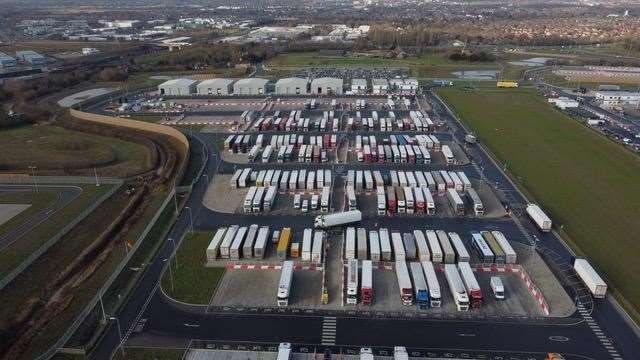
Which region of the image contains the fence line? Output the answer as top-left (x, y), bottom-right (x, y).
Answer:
top-left (36, 188), bottom-right (176, 360)
top-left (0, 181), bottom-right (123, 290)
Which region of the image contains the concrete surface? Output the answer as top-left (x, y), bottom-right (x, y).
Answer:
top-left (0, 204), bottom-right (30, 226)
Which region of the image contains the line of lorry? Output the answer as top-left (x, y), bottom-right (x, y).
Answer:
top-left (231, 168), bottom-right (332, 192)
top-left (343, 258), bottom-right (505, 311)
top-left (353, 134), bottom-right (455, 165)
top-left (343, 227), bottom-right (516, 266)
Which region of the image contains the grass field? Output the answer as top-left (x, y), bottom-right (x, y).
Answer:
top-left (266, 51), bottom-right (503, 79)
top-left (437, 87), bottom-right (640, 316)
top-left (0, 125), bottom-right (152, 177)
top-left (0, 190), bottom-right (57, 238)
top-left (161, 231), bottom-right (225, 304)
top-left (0, 184), bottom-right (113, 278)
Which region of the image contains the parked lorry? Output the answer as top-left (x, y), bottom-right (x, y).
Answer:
top-left (444, 263), bottom-right (470, 311)
top-left (458, 262), bottom-right (483, 308)
top-left (277, 228), bottom-right (292, 261)
top-left (379, 228), bottom-right (392, 261)
top-left (574, 258), bottom-right (607, 298)
top-left (526, 204), bottom-right (552, 231)
top-left (346, 259), bottom-right (359, 305)
top-left (361, 260), bottom-right (373, 305)
top-left (357, 227), bottom-right (368, 259)
top-left (447, 188), bottom-right (465, 216)
top-left (421, 261), bottom-right (441, 307)
top-left (491, 231), bottom-right (517, 264)
top-left (314, 210), bottom-right (362, 229)
top-left (311, 231), bottom-right (324, 265)
top-left (277, 261), bottom-right (294, 306)
top-left (395, 260), bottom-right (414, 306)
top-left (345, 227), bottom-right (356, 260)
top-left (409, 262), bottom-right (429, 309)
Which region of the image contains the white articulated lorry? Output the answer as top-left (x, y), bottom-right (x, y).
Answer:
top-left (526, 204), bottom-right (552, 231)
top-left (314, 210), bottom-right (362, 229)
top-left (574, 258), bottom-right (607, 298)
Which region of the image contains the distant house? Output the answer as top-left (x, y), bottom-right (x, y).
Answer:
top-left (197, 78), bottom-right (234, 95)
top-left (275, 77), bottom-right (309, 95)
top-left (311, 77), bottom-right (343, 95)
top-left (233, 78), bottom-right (269, 95)
top-left (158, 78), bottom-right (198, 96)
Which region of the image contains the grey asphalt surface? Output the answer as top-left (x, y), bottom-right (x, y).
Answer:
top-left (0, 184), bottom-right (82, 251)
top-left (87, 94), bottom-right (640, 360)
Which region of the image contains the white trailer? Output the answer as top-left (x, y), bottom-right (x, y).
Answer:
top-left (243, 224), bottom-right (259, 258)
top-left (289, 170), bottom-right (298, 190)
top-left (437, 230), bottom-right (456, 264)
top-left (526, 204), bottom-right (552, 231)
top-left (346, 259), bottom-right (359, 305)
top-left (444, 263), bottom-right (470, 311)
top-left (391, 232), bottom-right (406, 260)
top-left (447, 188), bottom-right (465, 216)
top-left (277, 261), bottom-right (294, 306)
top-left (448, 232), bottom-right (470, 262)
top-left (302, 228), bottom-right (313, 262)
top-left (467, 188), bottom-right (484, 216)
top-left (574, 258), bottom-right (607, 298)
top-left (311, 231), bottom-right (324, 265)
top-left (206, 227), bottom-right (227, 262)
top-left (220, 225), bottom-right (239, 258)
top-left (320, 186), bottom-right (331, 212)
top-left (263, 186), bottom-right (277, 212)
top-left (426, 230), bottom-right (443, 263)
top-left (253, 226), bottom-right (270, 259)
top-left (243, 186), bottom-right (257, 213)
top-left (369, 230), bottom-right (381, 262)
top-left (230, 226), bottom-right (248, 260)
top-left (230, 169), bottom-right (242, 188)
top-left (357, 227), bottom-right (368, 259)
top-left (413, 230), bottom-right (430, 261)
top-left (491, 231), bottom-right (517, 264)
top-left (421, 261), bottom-right (441, 307)
top-left (345, 227), bottom-right (356, 260)
top-left (347, 186), bottom-right (357, 211)
top-left (379, 228), bottom-right (392, 261)
top-left (422, 187), bottom-right (436, 215)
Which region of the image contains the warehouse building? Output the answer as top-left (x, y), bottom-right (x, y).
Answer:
top-left (372, 78), bottom-right (389, 94)
top-left (389, 78), bottom-right (419, 95)
top-left (595, 91), bottom-right (640, 106)
top-left (275, 77), bottom-right (309, 95)
top-left (0, 52), bottom-right (17, 68)
top-left (197, 78), bottom-right (234, 95)
top-left (233, 78), bottom-right (269, 95)
top-left (350, 78), bottom-right (367, 94)
top-left (158, 78), bottom-right (199, 96)
top-left (311, 77), bottom-right (343, 95)
top-left (15, 50), bottom-right (46, 65)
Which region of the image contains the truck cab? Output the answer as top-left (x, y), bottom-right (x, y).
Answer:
top-left (491, 276), bottom-right (505, 300)
top-left (294, 194), bottom-right (301, 209)
top-left (301, 199), bottom-right (309, 213)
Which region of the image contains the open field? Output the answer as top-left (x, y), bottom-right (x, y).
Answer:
top-left (0, 184), bottom-right (112, 278)
top-left (437, 87), bottom-right (640, 316)
top-left (266, 51), bottom-right (501, 79)
top-left (161, 231), bottom-right (225, 304)
top-left (0, 125), bottom-right (153, 177)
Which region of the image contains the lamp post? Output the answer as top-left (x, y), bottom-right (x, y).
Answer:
top-left (108, 316), bottom-right (125, 358)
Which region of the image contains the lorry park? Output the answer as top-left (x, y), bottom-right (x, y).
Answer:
top-left (91, 74), bottom-right (626, 360)
top-left (126, 81), bottom-right (600, 322)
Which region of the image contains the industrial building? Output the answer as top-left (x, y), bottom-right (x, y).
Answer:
top-left (389, 78), bottom-right (419, 95)
top-left (350, 78), bottom-right (367, 94)
top-left (275, 77), bottom-right (309, 95)
top-left (0, 52), bottom-right (17, 68)
top-left (372, 78), bottom-right (389, 94)
top-left (15, 50), bottom-right (46, 65)
top-left (158, 78), bottom-right (199, 96)
top-left (233, 78), bottom-right (269, 95)
top-left (595, 91), bottom-right (640, 106)
top-left (197, 78), bottom-right (235, 96)
top-left (311, 77), bottom-right (343, 95)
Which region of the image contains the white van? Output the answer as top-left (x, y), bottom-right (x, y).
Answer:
top-left (491, 276), bottom-right (505, 300)
top-left (294, 193), bottom-right (302, 209)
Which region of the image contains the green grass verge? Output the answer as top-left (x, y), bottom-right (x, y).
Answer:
top-left (0, 190), bottom-right (57, 238)
top-left (437, 87), bottom-right (640, 317)
top-left (0, 125), bottom-right (152, 177)
top-left (161, 231), bottom-right (225, 304)
top-left (0, 184), bottom-right (113, 278)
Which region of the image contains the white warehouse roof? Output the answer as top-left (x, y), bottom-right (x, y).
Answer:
top-left (276, 77), bottom-right (308, 86)
top-left (311, 77), bottom-right (343, 87)
top-left (351, 78), bottom-right (367, 87)
top-left (197, 78), bottom-right (234, 88)
top-left (160, 78), bottom-right (198, 88)
top-left (234, 78), bottom-right (269, 87)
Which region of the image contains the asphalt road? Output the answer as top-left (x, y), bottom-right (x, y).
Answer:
top-left (0, 184), bottom-right (82, 251)
top-left (88, 95), bottom-right (640, 360)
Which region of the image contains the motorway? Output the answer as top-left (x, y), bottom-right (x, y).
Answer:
top-left (0, 184), bottom-right (82, 251)
top-left (88, 94), bottom-right (640, 360)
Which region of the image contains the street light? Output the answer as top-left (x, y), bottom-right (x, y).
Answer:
top-left (28, 166), bottom-right (39, 193)
top-left (185, 206), bottom-right (194, 233)
top-left (108, 316), bottom-right (125, 358)
top-left (168, 237), bottom-right (178, 268)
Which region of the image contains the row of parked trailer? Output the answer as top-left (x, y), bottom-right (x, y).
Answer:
top-left (347, 110), bottom-right (435, 132)
top-left (206, 225), bottom-right (273, 261)
top-left (344, 228), bottom-right (517, 265)
top-left (230, 168), bottom-right (333, 190)
top-left (251, 111), bottom-right (341, 133)
top-left (348, 169), bottom-right (471, 193)
top-left (344, 258), bottom-right (496, 311)
top-left (354, 135), bottom-right (450, 164)
top-left (225, 133), bottom-right (338, 155)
